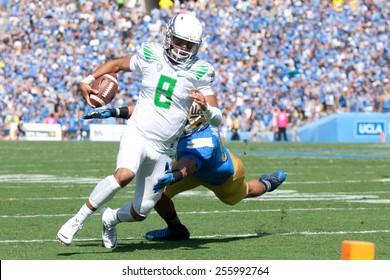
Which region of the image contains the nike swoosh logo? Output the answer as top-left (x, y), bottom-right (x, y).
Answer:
top-left (58, 233), bottom-right (69, 240)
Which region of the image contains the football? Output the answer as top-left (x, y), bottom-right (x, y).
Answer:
top-left (90, 73), bottom-right (118, 107)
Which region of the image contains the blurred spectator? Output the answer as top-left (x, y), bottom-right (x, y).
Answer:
top-left (231, 113), bottom-right (240, 141)
top-left (289, 107), bottom-right (302, 143)
top-left (249, 113), bottom-right (266, 142)
top-left (220, 110), bottom-right (232, 142)
top-left (3, 108), bottom-right (19, 140)
top-left (382, 91), bottom-right (390, 113)
top-left (43, 113), bottom-right (58, 125)
top-left (78, 111), bottom-right (90, 141)
top-left (275, 107), bottom-right (289, 142)
top-left (159, 0), bottom-right (174, 10)
top-left (0, 0), bottom-right (389, 142)
top-left (64, 111), bottom-right (78, 140)
top-left (16, 121), bottom-right (26, 140)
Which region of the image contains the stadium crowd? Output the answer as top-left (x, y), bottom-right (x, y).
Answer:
top-left (0, 0), bottom-right (389, 141)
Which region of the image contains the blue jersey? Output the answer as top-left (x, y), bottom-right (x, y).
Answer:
top-left (177, 125), bottom-right (234, 185)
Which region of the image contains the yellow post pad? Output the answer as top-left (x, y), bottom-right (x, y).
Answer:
top-left (341, 240), bottom-right (375, 260)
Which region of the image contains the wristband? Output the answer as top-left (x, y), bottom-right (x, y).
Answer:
top-left (108, 109), bottom-right (117, 117)
top-left (171, 169), bottom-right (184, 184)
top-left (116, 107), bottom-right (130, 119)
top-left (203, 105), bottom-right (222, 127)
top-left (81, 75), bottom-right (95, 85)
top-left (105, 107), bottom-right (130, 119)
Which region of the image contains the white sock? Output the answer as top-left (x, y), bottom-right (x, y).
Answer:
top-left (116, 202), bottom-right (135, 223)
top-left (88, 175), bottom-right (121, 209)
top-left (74, 204), bottom-right (94, 223)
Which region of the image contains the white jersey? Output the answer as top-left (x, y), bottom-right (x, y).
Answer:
top-left (128, 42), bottom-right (215, 153)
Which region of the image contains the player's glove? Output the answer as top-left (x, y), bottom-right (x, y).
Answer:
top-left (82, 109), bottom-right (112, 119)
top-left (153, 162), bottom-right (175, 193)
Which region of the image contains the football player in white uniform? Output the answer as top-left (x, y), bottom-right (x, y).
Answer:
top-left (57, 13), bottom-right (222, 249)
top-left (82, 100), bottom-right (287, 241)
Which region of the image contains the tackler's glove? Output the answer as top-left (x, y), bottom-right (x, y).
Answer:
top-left (82, 109), bottom-right (112, 119)
top-left (153, 162), bottom-right (175, 193)
top-left (153, 162), bottom-right (185, 193)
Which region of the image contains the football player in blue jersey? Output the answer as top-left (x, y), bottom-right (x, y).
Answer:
top-left (83, 101), bottom-right (287, 241)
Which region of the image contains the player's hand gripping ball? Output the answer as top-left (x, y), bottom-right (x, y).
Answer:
top-left (90, 73), bottom-right (118, 107)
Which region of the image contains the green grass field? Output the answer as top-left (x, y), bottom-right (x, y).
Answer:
top-left (0, 140), bottom-right (389, 260)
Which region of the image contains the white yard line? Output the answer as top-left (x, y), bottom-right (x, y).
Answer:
top-left (1, 207), bottom-right (390, 218)
top-left (1, 174), bottom-right (390, 187)
top-left (1, 229), bottom-right (390, 244)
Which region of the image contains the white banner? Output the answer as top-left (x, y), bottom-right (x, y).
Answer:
top-left (89, 124), bottom-right (126, 141)
top-left (10, 123), bottom-right (62, 141)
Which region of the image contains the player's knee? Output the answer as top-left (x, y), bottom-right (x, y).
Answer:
top-left (114, 168), bottom-right (135, 187)
top-left (220, 197), bottom-right (240, 206)
top-left (133, 213), bottom-right (146, 221)
top-left (131, 199), bottom-right (156, 221)
top-left (130, 206), bottom-right (146, 221)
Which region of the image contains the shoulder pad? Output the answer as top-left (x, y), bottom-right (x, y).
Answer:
top-left (186, 60), bottom-right (215, 82)
top-left (139, 42), bottom-right (163, 63)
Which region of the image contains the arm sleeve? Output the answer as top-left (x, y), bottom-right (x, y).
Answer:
top-left (203, 105), bottom-right (222, 127)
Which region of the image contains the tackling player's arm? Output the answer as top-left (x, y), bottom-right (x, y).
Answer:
top-left (153, 91), bottom-right (220, 192)
top-left (162, 89), bottom-right (220, 187)
top-left (153, 155), bottom-right (201, 192)
top-left (80, 55), bottom-right (134, 108)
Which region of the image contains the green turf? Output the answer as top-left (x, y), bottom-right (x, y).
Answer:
top-left (0, 140), bottom-right (389, 260)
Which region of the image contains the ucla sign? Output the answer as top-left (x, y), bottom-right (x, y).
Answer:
top-left (356, 121), bottom-right (385, 136)
top-left (297, 113), bottom-right (389, 143)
